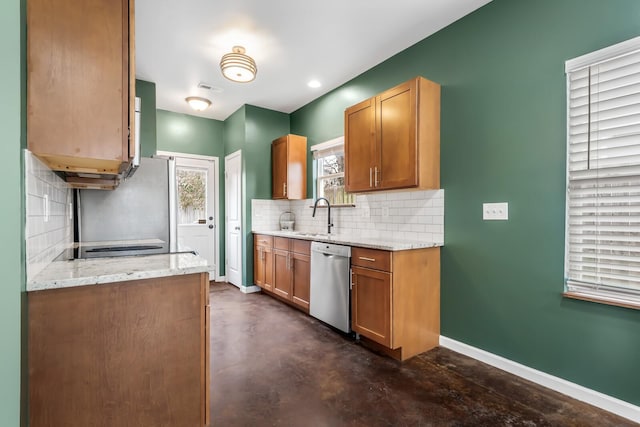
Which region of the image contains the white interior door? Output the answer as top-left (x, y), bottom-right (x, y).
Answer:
top-left (225, 151), bottom-right (242, 287)
top-left (175, 156), bottom-right (217, 276)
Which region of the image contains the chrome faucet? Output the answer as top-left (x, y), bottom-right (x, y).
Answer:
top-left (312, 197), bottom-right (333, 234)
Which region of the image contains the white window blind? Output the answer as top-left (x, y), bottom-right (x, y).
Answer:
top-left (565, 37), bottom-right (640, 307)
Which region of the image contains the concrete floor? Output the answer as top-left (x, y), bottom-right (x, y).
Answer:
top-left (209, 282), bottom-right (635, 426)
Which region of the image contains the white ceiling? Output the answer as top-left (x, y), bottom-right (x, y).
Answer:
top-left (135, 0), bottom-right (491, 121)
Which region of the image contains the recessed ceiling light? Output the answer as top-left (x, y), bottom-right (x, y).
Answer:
top-left (308, 80), bottom-right (321, 88)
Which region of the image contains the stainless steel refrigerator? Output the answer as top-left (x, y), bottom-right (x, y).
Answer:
top-left (77, 157), bottom-right (177, 257)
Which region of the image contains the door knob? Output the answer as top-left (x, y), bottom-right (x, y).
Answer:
top-left (209, 225), bottom-right (214, 229)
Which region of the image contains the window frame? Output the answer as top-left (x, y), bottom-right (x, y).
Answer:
top-left (564, 36), bottom-right (640, 310)
top-left (311, 136), bottom-right (355, 207)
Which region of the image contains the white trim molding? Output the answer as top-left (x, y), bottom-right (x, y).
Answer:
top-left (240, 285), bottom-right (261, 294)
top-left (565, 35), bottom-right (640, 72)
top-left (440, 336), bottom-right (640, 423)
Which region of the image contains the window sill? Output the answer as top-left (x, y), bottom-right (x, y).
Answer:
top-left (308, 204), bottom-right (356, 208)
top-left (563, 291), bottom-right (640, 311)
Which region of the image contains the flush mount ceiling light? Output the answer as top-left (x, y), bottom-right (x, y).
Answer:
top-left (308, 80), bottom-right (321, 88)
top-left (220, 46), bottom-right (257, 83)
top-left (185, 96), bottom-right (212, 111)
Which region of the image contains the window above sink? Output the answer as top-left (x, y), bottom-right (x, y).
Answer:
top-left (312, 137), bottom-right (356, 207)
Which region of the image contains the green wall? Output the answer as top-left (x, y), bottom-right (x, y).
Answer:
top-left (224, 105), bottom-right (290, 286)
top-left (135, 79), bottom-right (157, 157)
top-left (156, 109), bottom-right (226, 275)
top-left (1, 0), bottom-right (24, 424)
top-left (290, 0), bottom-right (640, 405)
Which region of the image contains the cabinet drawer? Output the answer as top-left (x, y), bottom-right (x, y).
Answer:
top-left (351, 247), bottom-right (391, 272)
top-left (291, 239), bottom-right (310, 255)
top-left (254, 235), bottom-right (273, 248)
top-left (274, 237), bottom-right (290, 250)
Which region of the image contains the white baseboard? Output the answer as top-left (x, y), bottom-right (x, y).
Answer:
top-left (439, 336), bottom-right (640, 424)
top-left (215, 275), bottom-right (226, 282)
top-left (240, 285), bottom-right (261, 294)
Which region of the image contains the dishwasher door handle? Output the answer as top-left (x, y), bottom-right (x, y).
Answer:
top-left (322, 253), bottom-right (335, 258)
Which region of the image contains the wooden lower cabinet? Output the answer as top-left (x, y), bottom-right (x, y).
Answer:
top-left (254, 234), bottom-right (310, 312)
top-left (28, 273), bottom-right (210, 427)
top-left (351, 266), bottom-right (392, 347)
top-left (273, 247), bottom-right (292, 299)
top-left (351, 246), bottom-right (440, 361)
top-left (291, 251), bottom-right (311, 310)
top-left (254, 235), bottom-right (274, 292)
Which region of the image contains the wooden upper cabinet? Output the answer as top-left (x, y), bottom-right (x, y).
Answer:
top-left (344, 76), bottom-right (440, 193)
top-left (344, 98), bottom-right (376, 192)
top-left (27, 0), bottom-right (135, 176)
top-left (272, 134), bottom-right (307, 200)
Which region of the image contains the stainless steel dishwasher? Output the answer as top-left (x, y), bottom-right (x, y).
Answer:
top-left (310, 241), bottom-right (352, 333)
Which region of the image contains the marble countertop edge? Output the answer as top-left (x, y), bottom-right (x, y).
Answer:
top-left (252, 230), bottom-right (443, 251)
top-left (27, 253), bottom-right (210, 292)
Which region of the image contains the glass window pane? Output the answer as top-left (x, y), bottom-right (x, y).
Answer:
top-left (320, 153), bottom-right (345, 175)
top-left (318, 175), bottom-right (355, 205)
top-left (176, 167), bottom-right (207, 225)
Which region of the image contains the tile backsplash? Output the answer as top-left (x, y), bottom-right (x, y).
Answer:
top-left (252, 189), bottom-right (444, 244)
top-left (25, 151), bottom-right (73, 280)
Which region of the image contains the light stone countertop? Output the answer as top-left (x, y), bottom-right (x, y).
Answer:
top-left (252, 230), bottom-right (443, 251)
top-left (28, 252), bottom-right (210, 292)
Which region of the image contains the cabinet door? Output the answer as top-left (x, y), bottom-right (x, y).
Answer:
top-left (291, 252), bottom-right (310, 311)
top-left (377, 80), bottom-right (418, 190)
top-left (351, 266), bottom-right (392, 347)
top-left (345, 98), bottom-right (376, 192)
top-left (273, 248), bottom-right (292, 299)
top-left (272, 138), bottom-right (288, 199)
top-left (27, 0), bottom-right (130, 174)
top-left (254, 245), bottom-right (265, 287)
top-left (263, 246), bottom-right (274, 292)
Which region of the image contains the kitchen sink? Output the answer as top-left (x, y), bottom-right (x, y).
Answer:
top-left (291, 232), bottom-right (329, 238)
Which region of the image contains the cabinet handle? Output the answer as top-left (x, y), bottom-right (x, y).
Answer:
top-left (283, 182), bottom-right (287, 196)
top-left (374, 167), bottom-right (379, 187)
top-left (358, 256), bottom-right (376, 262)
top-left (369, 167), bottom-right (373, 187)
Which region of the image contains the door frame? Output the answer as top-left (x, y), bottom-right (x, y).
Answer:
top-left (157, 151), bottom-right (222, 281)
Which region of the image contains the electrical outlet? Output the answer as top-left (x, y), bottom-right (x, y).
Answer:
top-left (361, 207), bottom-right (370, 218)
top-left (483, 202), bottom-right (508, 220)
top-left (382, 206), bottom-right (389, 217)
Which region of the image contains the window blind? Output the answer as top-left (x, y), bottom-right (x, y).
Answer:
top-left (566, 39), bottom-right (640, 306)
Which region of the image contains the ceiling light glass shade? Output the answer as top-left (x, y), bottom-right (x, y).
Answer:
top-left (185, 96), bottom-right (212, 111)
top-left (220, 46), bottom-right (257, 83)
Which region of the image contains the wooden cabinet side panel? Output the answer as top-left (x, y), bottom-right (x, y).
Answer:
top-left (417, 77), bottom-right (441, 189)
top-left (377, 80), bottom-right (418, 190)
top-left (28, 274), bottom-right (205, 426)
top-left (27, 0), bottom-right (127, 165)
top-left (351, 266), bottom-right (392, 347)
top-left (201, 274), bottom-right (210, 427)
top-left (291, 252), bottom-right (310, 311)
top-left (392, 248), bottom-right (440, 359)
top-left (345, 98), bottom-right (376, 192)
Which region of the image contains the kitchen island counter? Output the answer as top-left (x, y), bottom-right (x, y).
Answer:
top-left (27, 252), bottom-right (209, 291)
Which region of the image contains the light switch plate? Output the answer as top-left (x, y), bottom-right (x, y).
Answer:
top-left (483, 202), bottom-right (508, 220)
